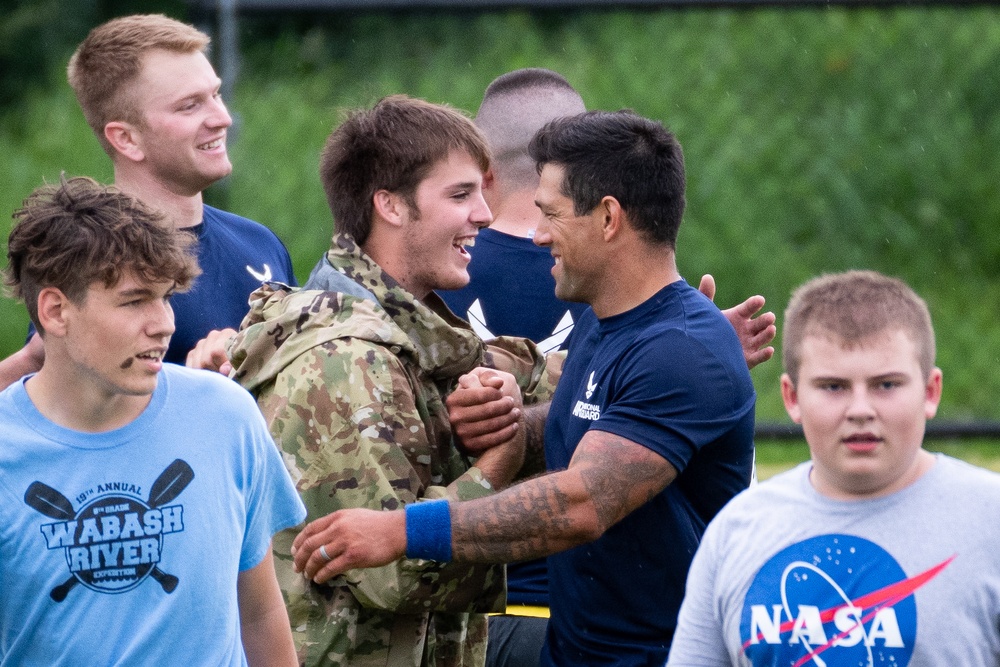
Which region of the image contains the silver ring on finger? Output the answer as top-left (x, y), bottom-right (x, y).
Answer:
top-left (319, 544), bottom-right (332, 562)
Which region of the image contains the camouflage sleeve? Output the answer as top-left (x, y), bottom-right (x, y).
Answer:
top-left (258, 338), bottom-right (505, 614)
top-left (531, 349), bottom-right (565, 404)
top-left (481, 336), bottom-right (559, 404)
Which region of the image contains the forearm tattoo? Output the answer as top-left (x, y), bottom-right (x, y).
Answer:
top-left (451, 431), bottom-right (676, 563)
top-left (452, 474), bottom-right (576, 563)
top-left (518, 403), bottom-right (549, 478)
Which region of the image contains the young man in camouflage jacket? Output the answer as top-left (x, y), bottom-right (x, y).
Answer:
top-left (228, 95), bottom-right (547, 667)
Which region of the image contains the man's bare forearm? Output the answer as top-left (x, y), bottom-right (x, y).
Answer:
top-left (298, 432), bottom-right (679, 580)
top-left (451, 469), bottom-right (590, 563)
top-left (517, 402), bottom-right (550, 478)
top-left (452, 430), bottom-right (677, 563)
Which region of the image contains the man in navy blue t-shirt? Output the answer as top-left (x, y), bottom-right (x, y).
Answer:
top-left (0, 15), bottom-right (294, 389)
top-left (289, 110), bottom-right (759, 666)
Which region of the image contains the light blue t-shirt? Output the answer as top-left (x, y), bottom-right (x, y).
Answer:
top-left (0, 364), bottom-right (306, 666)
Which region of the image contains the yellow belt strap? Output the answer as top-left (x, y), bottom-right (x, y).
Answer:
top-left (489, 604), bottom-right (550, 619)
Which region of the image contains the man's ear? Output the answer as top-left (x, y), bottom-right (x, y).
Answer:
top-left (104, 121), bottom-right (145, 163)
top-left (599, 196), bottom-right (624, 242)
top-left (36, 287), bottom-right (73, 338)
top-left (780, 373), bottom-right (802, 424)
top-left (372, 189), bottom-right (407, 228)
top-left (924, 367), bottom-right (943, 420)
top-left (482, 167), bottom-right (496, 193)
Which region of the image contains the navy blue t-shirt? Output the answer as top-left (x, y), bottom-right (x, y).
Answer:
top-left (540, 280), bottom-right (756, 667)
top-left (165, 205), bottom-right (296, 363)
top-left (439, 228), bottom-right (587, 354)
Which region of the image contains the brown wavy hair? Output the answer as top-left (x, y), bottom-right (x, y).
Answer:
top-left (320, 94), bottom-right (491, 245)
top-left (5, 176), bottom-right (200, 333)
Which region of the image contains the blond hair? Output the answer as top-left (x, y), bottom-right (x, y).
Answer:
top-left (68, 14), bottom-right (209, 155)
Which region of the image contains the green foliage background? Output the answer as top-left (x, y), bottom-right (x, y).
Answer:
top-left (3, 4), bottom-right (1000, 426)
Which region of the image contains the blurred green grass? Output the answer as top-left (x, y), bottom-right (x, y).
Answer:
top-left (756, 438), bottom-right (1000, 481)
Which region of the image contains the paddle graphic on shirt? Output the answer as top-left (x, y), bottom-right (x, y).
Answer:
top-left (24, 459), bottom-right (194, 601)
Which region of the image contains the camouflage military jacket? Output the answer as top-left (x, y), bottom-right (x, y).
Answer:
top-left (229, 234), bottom-right (545, 667)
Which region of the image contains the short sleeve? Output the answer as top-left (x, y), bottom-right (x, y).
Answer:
top-left (594, 328), bottom-right (755, 474)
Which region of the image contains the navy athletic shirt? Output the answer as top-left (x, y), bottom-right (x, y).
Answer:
top-left (541, 280), bottom-right (756, 667)
top-left (165, 205), bottom-right (296, 363)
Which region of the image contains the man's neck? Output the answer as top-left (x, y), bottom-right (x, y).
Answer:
top-left (114, 166), bottom-right (204, 229)
top-left (25, 364), bottom-right (152, 433)
top-left (487, 187), bottom-right (545, 238)
top-left (590, 244), bottom-right (681, 319)
top-left (359, 236), bottom-right (429, 301)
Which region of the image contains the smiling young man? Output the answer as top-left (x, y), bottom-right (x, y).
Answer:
top-left (0, 14), bottom-right (294, 389)
top-left (289, 110), bottom-right (758, 667)
top-left (0, 177), bottom-right (305, 666)
top-left (667, 270), bottom-right (1000, 666)
top-left (226, 95), bottom-right (546, 666)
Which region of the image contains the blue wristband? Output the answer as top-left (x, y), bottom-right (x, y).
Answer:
top-left (405, 499), bottom-right (452, 562)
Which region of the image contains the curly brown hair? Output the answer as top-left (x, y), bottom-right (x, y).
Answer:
top-left (5, 176), bottom-right (200, 333)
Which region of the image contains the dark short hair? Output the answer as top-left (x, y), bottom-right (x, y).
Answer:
top-left (319, 94), bottom-right (491, 245)
top-left (782, 270), bottom-right (936, 384)
top-left (4, 176), bottom-right (200, 333)
top-left (528, 110), bottom-right (686, 247)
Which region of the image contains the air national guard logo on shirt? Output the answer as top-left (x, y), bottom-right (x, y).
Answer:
top-left (24, 460), bottom-right (193, 602)
top-left (739, 534), bottom-right (953, 666)
top-left (572, 371), bottom-right (601, 421)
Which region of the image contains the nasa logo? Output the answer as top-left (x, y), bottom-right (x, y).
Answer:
top-left (740, 534), bottom-right (953, 667)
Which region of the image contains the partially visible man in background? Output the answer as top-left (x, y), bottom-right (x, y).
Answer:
top-left (0, 13), bottom-right (295, 389)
